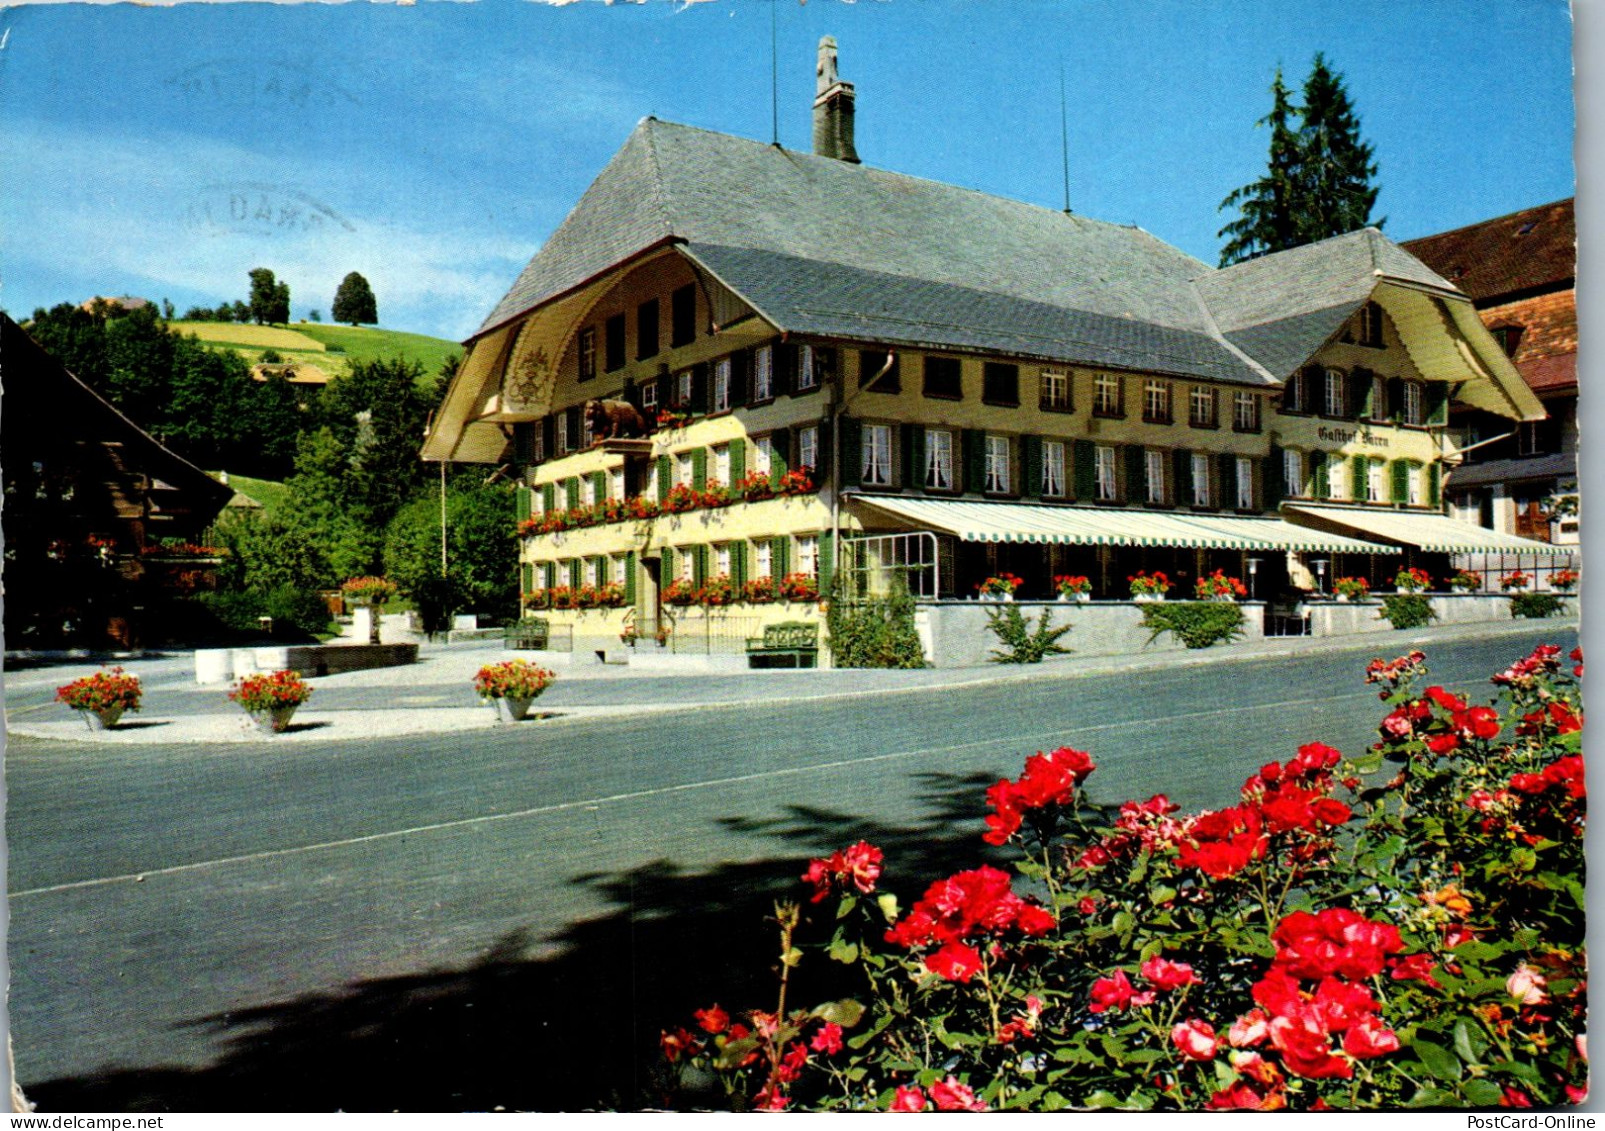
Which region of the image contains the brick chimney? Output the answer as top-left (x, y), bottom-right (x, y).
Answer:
top-left (812, 36), bottom-right (860, 164)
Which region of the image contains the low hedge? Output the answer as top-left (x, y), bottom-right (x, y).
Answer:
top-left (1139, 600), bottom-right (1245, 649)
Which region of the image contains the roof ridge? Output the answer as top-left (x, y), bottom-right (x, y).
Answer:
top-left (1399, 197), bottom-right (1574, 245)
top-left (1185, 276), bottom-right (1277, 384)
top-left (638, 117), bottom-right (677, 242)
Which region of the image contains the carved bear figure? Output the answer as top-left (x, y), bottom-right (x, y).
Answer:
top-left (584, 398), bottom-right (650, 442)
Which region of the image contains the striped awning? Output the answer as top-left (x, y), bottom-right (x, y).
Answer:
top-left (850, 496), bottom-right (1398, 553)
top-left (1283, 504), bottom-right (1573, 555)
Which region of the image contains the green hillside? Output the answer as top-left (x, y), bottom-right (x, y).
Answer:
top-left (293, 323), bottom-right (462, 378)
top-left (173, 321), bottom-right (460, 383)
top-left (214, 472), bottom-right (291, 511)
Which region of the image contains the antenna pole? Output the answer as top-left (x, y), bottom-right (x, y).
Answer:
top-left (771, 0), bottom-right (779, 146)
top-left (1059, 60), bottom-right (1071, 214)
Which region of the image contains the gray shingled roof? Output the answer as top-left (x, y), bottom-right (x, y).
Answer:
top-left (478, 118), bottom-right (1455, 386)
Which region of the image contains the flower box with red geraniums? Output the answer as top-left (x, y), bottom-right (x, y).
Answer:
top-left (664, 578), bottom-right (699, 606)
top-left (777, 572), bottom-right (819, 602)
top-left (230, 670), bottom-right (312, 732)
top-left (1448, 570), bottom-right (1481, 592)
top-left (663, 484), bottom-right (701, 514)
top-left (1128, 570), bottom-right (1171, 599)
top-left (472, 659), bottom-right (556, 701)
top-left (547, 585), bottom-right (579, 611)
top-left (698, 575), bottom-right (736, 607)
top-left (978, 573), bottom-right (1024, 598)
top-left (1054, 575), bottom-right (1093, 599)
top-left (700, 481), bottom-right (733, 509)
top-left (56, 667), bottom-right (142, 714)
top-left (1500, 570), bottom-right (1531, 592)
top-left (743, 575), bottom-right (778, 604)
top-left (1393, 567), bottom-right (1431, 593)
top-left (594, 497), bottom-right (628, 525)
top-left (778, 468), bottom-right (816, 496)
top-left (341, 576), bottom-right (397, 605)
top-left (626, 495), bottom-right (661, 520)
top-left (735, 472), bottom-right (775, 503)
top-left (523, 588), bottom-right (551, 610)
top-left (1552, 569), bottom-right (1579, 592)
top-left (1333, 576), bottom-right (1371, 600)
top-left (576, 582), bottom-right (628, 609)
top-left (656, 409), bottom-right (689, 430)
top-left (1194, 570), bottom-right (1247, 601)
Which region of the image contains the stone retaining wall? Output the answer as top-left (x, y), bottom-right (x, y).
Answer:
top-left (919, 601), bottom-right (1267, 669)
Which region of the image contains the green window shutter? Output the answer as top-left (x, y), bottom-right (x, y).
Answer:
top-left (693, 545), bottom-right (709, 587)
top-left (729, 438), bottom-right (746, 485)
top-left (1073, 439), bottom-right (1097, 501)
top-left (591, 470), bottom-right (607, 501)
top-left (662, 547), bottom-right (676, 584)
top-left (773, 535), bottom-right (790, 578)
top-left (1264, 444), bottom-right (1284, 508)
top-left (1313, 456), bottom-right (1329, 499)
top-left (818, 532), bottom-right (835, 592)
top-left (624, 551), bottom-right (637, 604)
top-left (1022, 435), bottom-right (1043, 499)
top-left (566, 477), bottom-right (581, 510)
top-left (838, 417), bottom-right (862, 488)
top-left (1350, 455), bottom-right (1368, 499)
top-left (516, 486), bottom-right (532, 522)
top-left (962, 429), bottom-right (987, 493)
top-left (691, 447), bottom-right (708, 491)
top-left (656, 455), bottom-right (672, 502)
top-left (1126, 446), bottom-right (1147, 504)
top-left (521, 563), bottom-right (534, 594)
top-left (1390, 459), bottom-right (1408, 504)
top-left (1351, 367), bottom-right (1374, 419)
top-left (542, 483), bottom-right (556, 513)
top-left (731, 541), bottom-right (748, 588)
top-left (900, 423), bottom-right (920, 489)
top-left (1425, 383), bottom-right (1449, 425)
top-left (1427, 461), bottom-right (1441, 508)
top-left (770, 430), bottom-right (790, 483)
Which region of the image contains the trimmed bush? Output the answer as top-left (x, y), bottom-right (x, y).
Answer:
top-left (825, 581), bottom-right (927, 669)
top-left (1379, 593), bottom-right (1436, 629)
top-left (1140, 600), bottom-right (1245, 648)
top-left (1511, 592), bottom-right (1567, 619)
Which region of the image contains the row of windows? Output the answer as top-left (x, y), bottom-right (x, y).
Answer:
top-left (1092, 374), bottom-right (1262, 432)
top-left (1280, 451), bottom-right (1439, 507)
top-left (1282, 367), bottom-right (1436, 427)
top-left (530, 534), bottom-right (822, 590)
top-left (576, 284), bottom-right (700, 381)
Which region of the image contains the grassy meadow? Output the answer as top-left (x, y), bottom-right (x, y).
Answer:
top-left (172, 320), bottom-right (460, 384)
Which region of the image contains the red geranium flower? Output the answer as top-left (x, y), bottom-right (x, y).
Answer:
top-left (694, 1004), bottom-right (729, 1034)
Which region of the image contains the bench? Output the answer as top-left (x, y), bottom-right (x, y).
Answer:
top-left (745, 621), bottom-right (819, 669)
top-left (504, 618), bottom-right (551, 650)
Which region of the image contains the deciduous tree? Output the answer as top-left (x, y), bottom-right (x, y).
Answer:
top-left (332, 271), bottom-right (378, 326)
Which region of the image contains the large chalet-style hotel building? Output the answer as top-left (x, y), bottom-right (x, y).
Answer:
top-left (423, 39), bottom-right (1557, 662)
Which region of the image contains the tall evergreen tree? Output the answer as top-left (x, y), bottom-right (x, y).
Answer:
top-left (332, 272), bottom-right (378, 326)
top-left (1217, 55), bottom-right (1382, 266)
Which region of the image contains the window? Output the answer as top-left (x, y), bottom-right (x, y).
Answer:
top-left (1402, 381), bottom-right (1424, 426)
top-left (1234, 391), bottom-right (1260, 432)
top-left (1143, 379), bottom-right (1172, 424)
top-left (984, 435), bottom-right (1010, 493)
top-left (1094, 373), bottom-right (1123, 417)
top-left (581, 407), bottom-right (595, 448)
top-left (604, 313), bottom-right (626, 372)
top-left (636, 299), bottom-right (659, 361)
top-left (714, 543), bottom-right (731, 578)
top-left (797, 345), bottom-right (818, 391)
top-left (862, 424), bottom-right (892, 486)
top-left (1367, 459), bottom-right (1384, 503)
top-left (1282, 449), bottom-right (1302, 499)
top-left (1235, 457), bottom-right (1254, 510)
top-left (798, 425), bottom-right (819, 472)
top-left (1518, 420), bottom-right (1555, 457)
top-left (797, 534), bottom-right (819, 577)
top-left (1283, 372), bottom-right (1305, 413)
top-left (1193, 453), bottom-right (1212, 507)
top-left (1040, 369), bottom-right (1070, 411)
top-left (1145, 449), bottom-right (1166, 504)
top-left (754, 435), bottom-right (774, 477)
top-left (644, 459), bottom-right (659, 500)
top-left (755, 539), bottom-right (773, 579)
top-left (580, 475), bottom-right (596, 507)
top-left (1324, 369), bottom-right (1347, 417)
top-left (859, 349), bottom-right (899, 392)
top-left (641, 379), bottom-right (659, 412)
top-left (1370, 373), bottom-right (1388, 422)
top-left (982, 362), bottom-right (1019, 406)
top-left (590, 557), bottom-right (605, 587)
top-left (925, 429), bottom-right (954, 490)
top-left (532, 424), bottom-right (546, 463)
top-left (1189, 385), bottom-right (1217, 428)
top-left (1042, 440), bottom-right (1066, 497)
top-left (530, 486), bottom-right (544, 517)
top-left (753, 345), bottom-right (774, 401)
top-left (671, 284), bottom-right (696, 347)
top-left (1327, 454), bottom-right (1347, 500)
top-left (676, 451), bottom-right (694, 488)
top-left (1407, 463), bottom-right (1424, 506)
top-left (556, 412), bottom-right (570, 454)
top-left (1490, 325), bottom-right (1523, 357)
top-left (924, 356), bottom-right (963, 399)
top-left (577, 327), bottom-right (596, 383)
top-left (613, 555), bottom-right (628, 586)
top-left (680, 548), bottom-right (696, 583)
top-left (610, 466), bottom-right (625, 501)
top-left (708, 444), bottom-right (728, 487)
top-left (712, 357), bottom-right (732, 412)
top-left (675, 368), bottom-right (694, 408)
top-left (1095, 445), bottom-right (1118, 501)
top-left (1360, 302), bottom-right (1384, 348)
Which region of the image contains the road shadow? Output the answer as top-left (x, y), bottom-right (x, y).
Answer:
top-left (22, 770), bottom-right (1022, 1112)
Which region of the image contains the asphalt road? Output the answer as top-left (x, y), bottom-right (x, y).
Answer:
top-left (6, 626), bottom-right (1576, 1111)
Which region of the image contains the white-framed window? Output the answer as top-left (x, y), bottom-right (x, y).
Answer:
top-left (644, 459), bottom-right (659, 500)
top-left (612, 554), bottom-right (628, 586)
top-left (1360, 302), bottom-right (1384, 347)
top-left (676, 451), bottom-right (695, 488)
top-left (1042, 440), bottom-right (1066, 497)
top-left (1284, 373), bottom-right (1305, 413)
top-left (1234, 391), bottom-right (1260, 431)
top-left (1327, 453), bottom-right (1347, 501)
top-left (797, 344), bottom-right (818, 391)
top-left (590, 556), bottom-right (606, 586)
top-left (1407, 463), bottom-right (1424, 506)
top-left (862, 424), bottom-right (892, 486)
top-left (1324, 369), bottom-right (1346, 417)
top-left (1235, 457), bottom-right (1254, 510)
top-left (1144, 379), bottom-right (1172, 423)
top-left (540, 562), bottom-right (556, 590)
top-left (753, 345), bottom-right (773, 401)
top-left (1402, 381), bottom-right (1424, 426)
top-left (1041, 369), bottom-right (1070, 410)
top-left (755, 539), bottom-right (773, 579)
top-left (680, 548), bottom-right (696, 583)
top-left (609, 466), bottom-right (625, 501)
top-left (797, 534), bottom-right (820, 577)
top-left (1282, 449), bottom-right (1302, 499)
top-left (641, 380), bottom-right (659, 412)
top-left (985, 435), bottom-right (1010, 493)
top-left (1367, 459), bottom-right (1384, 503)
top-left (715, 542), bottom-right (731, 578)
top-left (1189, 385), bottom-right (1216, 427)
top-left (1145, 449), bottom-right (1166, 504)
top-left (713, 357), bottom-right (732, 412)
top-left (754, 435), bottom-right (774, 477)
top-left (580, 475), bottom-right (596, 507)
top-left (798, 425), bottom-right (819, 472)
top-left (1094, 373), bottom-right (1122, 416)
top-left (1193, 452), bottom-right (1212, 506)
top-left (1371, 373), bottom-right (1387, 421)
top-left (925, 429), bottom-right (954, 490)
top-left (577, 328), bottom-right (596, 383)
top-left (1095, 444), bottom-right (1118, 501)
top-left (676, 368), bottom-right (693, 408)
top-left (556, 412), bottom-right (570, 454)
top-left (712, 443), bottom-right (730, 486)
top-left (581, 407), bottom-right (595, 447)
top-left (532, 426), bottom-right (546, 463)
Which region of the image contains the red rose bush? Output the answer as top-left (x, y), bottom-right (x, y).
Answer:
top-left (660, 643), bottom-right (1585, 1111)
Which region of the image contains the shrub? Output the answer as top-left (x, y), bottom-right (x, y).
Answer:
top-left (1511, 592), bottom-right (1566, 619)
top-left (659, 643), bottom-right (1586, 1111)
top-left (1379, 593), bottom-right (1435, 629)
top-left (56, 667), bottom-right (142, 713)
top-left (1140, 600), bottom-right (1245, 648)
top-left (825, 581), bottom-right (927, 669)
top-left (260, 584), bottom-right (337, 637)
top-left (986, 604), bottom-right (1072, 664)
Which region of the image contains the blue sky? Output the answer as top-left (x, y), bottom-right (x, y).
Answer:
top-left (0, 0), bottom-right (1576, 343)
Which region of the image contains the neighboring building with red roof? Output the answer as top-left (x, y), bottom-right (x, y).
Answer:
top-left (1402, 200), bottom-right (1578, 550)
